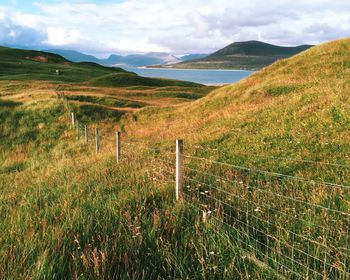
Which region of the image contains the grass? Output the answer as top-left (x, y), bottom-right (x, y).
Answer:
top-left (0, 46), bottom-right (201, 88)
top-left (1, 38), bottom-right (349, 279)
top-left (65, 95), bottom-right (145, 108)
top-left (89, 72), bottom-right (201, 88)
top-left (0, 98), bottom-right (274, 279)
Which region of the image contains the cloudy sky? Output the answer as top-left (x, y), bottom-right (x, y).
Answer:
top-left (0, 0), bottom-right (349, 56)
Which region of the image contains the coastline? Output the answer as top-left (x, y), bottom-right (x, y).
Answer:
top-left (138, 66), bottom-right (254, 72)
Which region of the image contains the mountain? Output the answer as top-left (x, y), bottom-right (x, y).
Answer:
top-left (164, 40), bottom-right (313, 70)
top-left (178, 53), bottom-right (208, 61)
top-left (45, 49), bottom-right (181, 67)
top-left (44, 49), bottom-right (101, 63)
top-left (103, 52), bottom-right (180, 67)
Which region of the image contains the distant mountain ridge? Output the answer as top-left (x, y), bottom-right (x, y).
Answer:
top-left (179, 53), bottom-right (208, 61)
top-left (45, 49), bottom-right (186, 67)
top-left (163, 41), bottom-right (314, 70)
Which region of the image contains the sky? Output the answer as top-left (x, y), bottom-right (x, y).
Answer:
top-left (0, 0), bottom-right (349, 57)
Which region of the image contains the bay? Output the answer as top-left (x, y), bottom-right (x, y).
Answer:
top-left (122, 67), bottom-right (253, 85)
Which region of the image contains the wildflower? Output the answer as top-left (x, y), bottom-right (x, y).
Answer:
top-left (254, 207), bottom-right (260, 212)
top-left (209, 251), bottom-right (215, 255)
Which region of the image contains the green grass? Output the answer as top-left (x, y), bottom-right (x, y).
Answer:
top-left (89, 72), bottom-right (201, 88)
top-left (0, 99), bottom-right (274, 279)
top-left (1, 38), bottom-right (350, 279)
top-left (66, 95), bottom-right (145, 108)
top-left (0, 46), bottom-right (204, 88)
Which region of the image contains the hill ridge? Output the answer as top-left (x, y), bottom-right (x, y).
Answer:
top-left (164, 40), bottom-right (313, 70)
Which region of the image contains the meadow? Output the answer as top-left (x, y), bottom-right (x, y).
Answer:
top-left (1, 38), bottom-right (350, 279)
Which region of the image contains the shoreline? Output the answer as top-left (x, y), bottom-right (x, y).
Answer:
top-left (136, 66), bottom-right (254, 72)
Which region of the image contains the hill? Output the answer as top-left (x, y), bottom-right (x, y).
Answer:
top-left (126, 38), bottom-right (350, 171)
top-left (1, 38), bottom-right (349, 279)
top-left (44, 49), bottom-right (101, 63)
top-left (178, 53), bottom-right (208, 61)
top-left (0, 46), bottom-right (200, 88)
top-left (163, 40), bottom-right (313, 70)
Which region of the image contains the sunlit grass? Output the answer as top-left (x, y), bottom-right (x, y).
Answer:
top-left (1, 38), bottom-right (349, 279)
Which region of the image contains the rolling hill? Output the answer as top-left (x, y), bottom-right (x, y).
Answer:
top-left (126, 38), bottom-right (350, 174)
top-left (43, 49), bottom-right (102, 64)
top-left (164, 40), bottom-right (313, 70)
top-left (1, 38), bottom-right (349, 279)
top-left (0, 46), bottom-right (201, 87)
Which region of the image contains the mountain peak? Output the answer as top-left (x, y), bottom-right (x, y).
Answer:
top-left (209, 40), bottom-right (313, 57)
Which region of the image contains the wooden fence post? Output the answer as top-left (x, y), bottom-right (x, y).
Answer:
top-left (95, 127), bottom-right (100, 153)
top-left (176, 139), bottom-right (183, 200)
top-left (116, 131), bottom-right (121, 163)
top-left (76, 120), bottom-right (79, 139)
top-left (84, 125), bottom-right (88, 144)
top-left (71, 112), bottom-right (75, 126)
top-left (202, 210), bottom-right (208, 223)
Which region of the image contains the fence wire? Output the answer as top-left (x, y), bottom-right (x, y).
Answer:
top-left (58, 92), bottom-right (350, 279)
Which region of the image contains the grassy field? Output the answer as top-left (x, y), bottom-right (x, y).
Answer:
top-left (1, 38), bottom-right (350, 279)
top-left (0, 93), bottom-right (274, 279)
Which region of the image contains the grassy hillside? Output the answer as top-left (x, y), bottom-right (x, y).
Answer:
top-left (90, 72), bottom-right (201, 88)
top-left (121, 38), bottom-right (350, 278)
top-left (0, 91), bottom-right (272, 279)
top-left (0, 46), bottom-right (199, 87)
top-left (164, 40), bottom-right (313, 70)
top-left (0, 46), bottom-right (128, 83)
top-left (0, 45), bottom-right (212, 114)
top-left (1, 38), bottom-right (349, 279)
top-left (126, 38), bottom-right (349, 176)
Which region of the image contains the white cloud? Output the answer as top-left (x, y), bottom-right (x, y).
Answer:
top-left (108, 38), bottom-right (171, 53)
top-left (0, 0), bottom-right (349, 55)
top-left (46, 27), bottom-right (83, 46)
top-left (12, 12), bottom-right (43, 28)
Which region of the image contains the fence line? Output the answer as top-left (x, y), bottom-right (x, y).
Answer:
top-left (191, 144), bottom-right (350, 169)
top-left (184, 154), bottom-right (350, 189)
top-left (57, 91), bottom-right (350, 279)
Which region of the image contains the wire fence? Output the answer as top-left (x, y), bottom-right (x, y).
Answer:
top-left (57, 91), bottom-right (350, 279)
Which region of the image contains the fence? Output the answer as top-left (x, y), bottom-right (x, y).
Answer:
top-left (57, 91), bottom-right (350, 279)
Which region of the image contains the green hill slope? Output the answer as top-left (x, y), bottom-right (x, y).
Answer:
top-left (0, 46), bottom-right (199, 87)
top-left (90, 72), bottom-right (201, 87)
top-left (126, 38), bottom-right (350, 178)
top-left (1, 38), bottom-right (349, 279)
top-left (165, 40), bottom-right (313, 70)
top-left (0, 84), bottom-right (260, 279)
